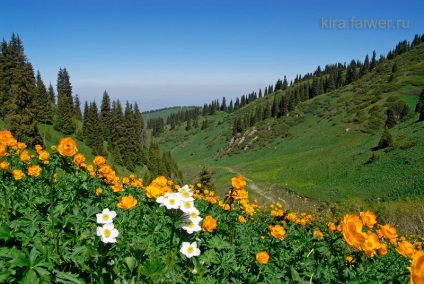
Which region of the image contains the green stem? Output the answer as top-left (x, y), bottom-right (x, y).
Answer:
top-left (167, 223), bottom-right (176, 266)
top-left (381, 271), bottom-right (409, 284)
top-left (1, 180), bottom-right (10, 223)
top-left (48, 164), bottom-right (58, 254)
top-left (98, 242), bottom-right (105, 284)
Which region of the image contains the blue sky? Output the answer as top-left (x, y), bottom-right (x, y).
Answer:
top-left (1, 0), bottom-right (423, 111)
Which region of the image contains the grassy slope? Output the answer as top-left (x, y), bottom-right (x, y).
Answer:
top-left (158, 44), bottom-right (424, 205)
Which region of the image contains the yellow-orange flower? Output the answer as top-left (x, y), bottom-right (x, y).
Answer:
top-left (328, 222), bottom-right (337, 232)
top-left (378, 243), bottom-right (388, 256)
top-left (231, 175), bottom-right (246, 190)
top-left (0, 160), bottom-right (9, 171)
top-left (19, 150), bottom-right (31, 164)
top-left (409, 250), bottom-right (424, 284)
top-left (286, 212), bottom-right (297, 222)
top-left (379, 224), bottom-right (398, 242)
top-left (244, 204), bottom-right (255, 215)
top-left (17, 142), bottom-right (26, 149)
top-left (117, 196), bottom-right (138, 210)
top-left (96, 188), bottom-right (103, 195)
top-left (12, 169), bottom-right (24, 180)
top-left (34, 144), bottom-right (43, 153)
top-left (0, 145), bottom-right (7, 157)
top-left (202, 215), bottom-right (217, 233)
top-left (28, 165), bottom-right (41, 177)
top-left (73, 153), bottom-right (85, 165)
top-left (268, 224), bottom-right (286, 240)
top-left (256, 251), bottom-right (270, 265)
top-left (341, 214), bottom-right (366, 250)
top-left (313, 230), bottom-right (324, 241)
top-left (94, 155), bottom-right (106, 166)
top-left (57, 137), bottom-right (78, 156)
top-left (362, 231), bottom-right (381, 257)
top-left (396, 240), bottom-right (417, 258)
top-left (360, 211), bottom-right (377, 228)
top-left (111, 182), bottom-right (124, 193)
top-left (238, 216), bottom-right (247, 223)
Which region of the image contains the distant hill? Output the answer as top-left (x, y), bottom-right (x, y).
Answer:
top-left (153, 39), bottom-right (424, 230)
top-left (142, 106), bottom-right (199, 120)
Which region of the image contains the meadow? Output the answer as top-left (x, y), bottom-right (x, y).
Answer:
top-left (0, 130), bottom-right (423, 283)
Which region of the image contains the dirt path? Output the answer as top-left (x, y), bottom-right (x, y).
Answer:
top-left (218, 166), bottom-right (276, 204)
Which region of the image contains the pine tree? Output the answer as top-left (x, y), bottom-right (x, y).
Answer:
top-left (55, 68), bottom-right (75, 134)
top-left (47, 83), bottom-right (55, 104)
top-left (74, 94), bottom-right (82, 121)
top-left (416, 89), bottom-right (424, 122)
top-left (111, 100), bottom-right (126, 165)
top-left (35, 71), bottom-right (53, 124)
top-left (197, 166), bottom-right (215, 192)
top-left (378, 128), bottom-right (393, 149)
top-left (370, 50), bottom-right (377, 71)
top-left (0, 34), bottom-right (42, 146)
top-left (100, 91), bottom-right (112, 142)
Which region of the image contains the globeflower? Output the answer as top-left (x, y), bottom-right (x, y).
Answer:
top-left (202, 215), bottom-right (217, 232)
top-left (117, 196), bottom-right (138, 210)
top-left (231, 175), bottom-right (246, 190)
top-left (360, 211), bottom-right (377, 228)
top-left (409, 250), bottom-right (424, 284)
top-left (396, 240), bottom-right (417, 258)
top-left (57, 137), bottom-right (78, 156)
top-left (12, 169), bottom-right (24, 180)
top-left (28, 165), bottom-right (42, 177)
top-left (93, 155), bottom-right (106, 166)
top-left (96, 208), bottom-right (117, 224)
top-left (256, 251), bottom-right (270, 265)
top-left (268, 224), bottom-right (286, 240)
top-left (180, 242), bottom-right (201, 258)
top-left (96, 223), bottom-right (119, 243)
top-left (73, 153), bottom-right (85, 165)
top-left (0, 160), bottom-right (9, 171)
top-left (341, 214), bottom-right (366, 250)
top-left (19, 150), bottom-right (31, 164)
top-left (379, 224), bottom-right (398, 243)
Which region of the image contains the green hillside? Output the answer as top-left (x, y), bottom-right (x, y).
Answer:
top-left (155, 42), bottom-right (424, 227)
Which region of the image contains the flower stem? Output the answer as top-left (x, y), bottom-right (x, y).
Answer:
top-left (1, 180), bottom-right (10, 223)
top-left (48, 164), bottom-right (58, 254)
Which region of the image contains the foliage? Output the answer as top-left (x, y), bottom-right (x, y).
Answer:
top-left (0, 131), bottom-right (422, 283)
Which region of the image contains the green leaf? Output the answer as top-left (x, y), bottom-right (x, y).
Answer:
top-left (9, 253), bottom-right (30, 267)
top-left (53, 270), bottom-right (85, 284)
top-left (124, 256), bottom-right (138, 273)
top-left (0, 224), bottom-right (10, 240)
top-left (290, 265), bottom-right (301, 282)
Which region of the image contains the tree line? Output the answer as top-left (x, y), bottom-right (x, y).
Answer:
top-left (0, 34), bottom-right (182, 183)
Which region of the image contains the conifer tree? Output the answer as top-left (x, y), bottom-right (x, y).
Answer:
top-left (47, 83), bottom-right (55, 104)
top-left (111, 100), bottom-right (126, 165)
top-left (55, 68), bottom-right (75, 134)
top-left (378, 128), bottom-right (393, 149)
top-left (35, 71), bottom-right (53, 124)
top-left (197, 166), bottom-right (215, 192)
top-left (0, 34), bottom-right (41, 146)
top-left (100, 91), bottom-right (112, 142)
top-left (74, 94), bottom-right (82, 121)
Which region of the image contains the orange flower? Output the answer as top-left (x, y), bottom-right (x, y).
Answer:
top-left (362, 231), bottom-right (381, 257)
top-left (117, 196), bottom-right (138, 210)
top-left (111, 182), bottom-right (124, 193)
top-left (96, 188), bottom-right (103, 195)
top-left (12, 169), bottom-right (24, 180)
top-left (17, 142), bottom-right (26, 149)
top-left (0, 145), bottom-right (7, 157)
top-left (34, 144), bottom-right (43, 153)
top-left (268, 224), bottom-right (286, 240)
top-left (313, 230), bottom-right (324, 241)
top-left (360, 211), bottom-right (377, 228)
top-left (19, 150), bottom-right (31, 164)
top-left (57, 137), bottom-right (78, 156)
top-left (231, 175), bottom-right (246, 190)
top-left (238, 216), bottom-right (247, 223)
top-left (409, 250), bottom-right (424, 284)
top-left (73, 153), bottom-right (85, 165)
top-left (0, 160), bottom-right (9, 171)
top-left (28, 165), bottom-right (42, 177)
top-left (202, 215), bottom-right (217, 232)
top-left (244, 204), bottom-right (255, 215)
top-left (286, 212), bottom-right (297, 222)
top-left (328, 222), bottom-right (337, 232)
top-left (256, 251), bottom-right (270, 265)
top-left (378, 243), bottom-right (388, 256)
top-left (379, 224), bottom-right (398, 241)
top-left (341, 214), bottom-right (366, 250)
top-left (396, 240), bottom-right (417, 258)
top-left (93, 155), bottom-right (106, 166)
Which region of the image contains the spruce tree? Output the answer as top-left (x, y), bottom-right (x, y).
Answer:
top-left (47, 83), bottom-right (55, 104)
top-left (111, 100), bottom-right (126, 166)
top-left (35, 71), bottom-right (53, 124)
top-left (74, 94), bottom-right (82, 121)
top-left (0, 34), bottom-right (42, 146)
top-left (55, 68), bottom-right (75, 134)
top-left (197, 166), bottom-right (215, 192)
top-left (100, 91), bottom-right (112, 142)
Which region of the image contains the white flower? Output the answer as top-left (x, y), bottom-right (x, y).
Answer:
top-left (162, 192), bottom-right (182, 210)
top-left (180, 241), bottom-right (201, 258)
top-left (184, 209), bottom-right (203, 223)
top-left (179, 200), bottom-right (196, 214)
top-left (181, 219), bottom-right (202, 234)
top-left (156, 195), bottom-right (166, 206)
top-left (96, 208), bottom-right (117, 224)
top-left (178, 185), bottom-right (193, 200)
top-left (96, 223), bottom-right (119, 243)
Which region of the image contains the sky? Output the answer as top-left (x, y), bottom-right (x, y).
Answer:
top-left (1, 0), bottom-right (423, 111)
